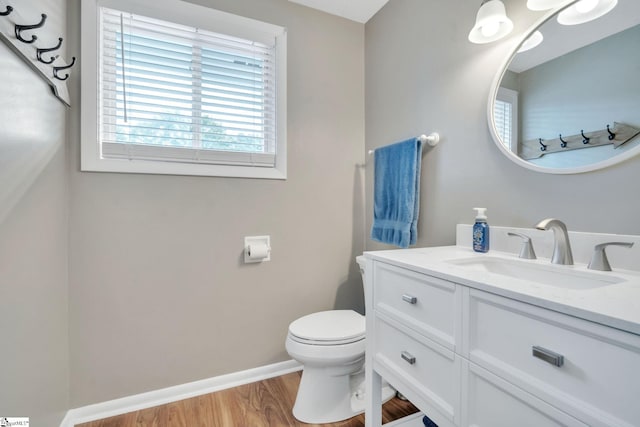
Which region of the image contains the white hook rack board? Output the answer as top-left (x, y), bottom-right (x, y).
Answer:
top-left (0, 5), bottom-right (71, 107)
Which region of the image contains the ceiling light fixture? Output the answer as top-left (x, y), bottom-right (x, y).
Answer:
top-left (517, 30), bottom-right (544, 52)
top-left (557, 0), bottom-right (618, 25)
top-left (526, 0), bottom-right (569, 11)
top-left (468, 0), bottom-right (514, 44)
top-left (575, 0), bottom-right (599, 13)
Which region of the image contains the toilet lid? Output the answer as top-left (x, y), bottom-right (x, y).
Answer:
top-left (288, 310), bottom-right (365, 343)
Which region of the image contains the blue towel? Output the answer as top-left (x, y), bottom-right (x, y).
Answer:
top-left (371, 137), bottom-right (422, 248)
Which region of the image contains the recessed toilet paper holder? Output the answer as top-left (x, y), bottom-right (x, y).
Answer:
top-left (244, 235), bottom-right (271, 263)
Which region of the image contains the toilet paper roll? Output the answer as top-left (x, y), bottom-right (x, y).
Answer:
top-left (247, 243), bottom-right (270, 260)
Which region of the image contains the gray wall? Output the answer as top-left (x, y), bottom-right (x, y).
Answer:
top-left (365, 0), bottom-right (640, 252)
top-left (67, 0), bottom-right (365, 406)
top-left (0, 1), bottom-right (70, 424)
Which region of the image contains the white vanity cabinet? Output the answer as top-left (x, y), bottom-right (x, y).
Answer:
top-left (464, 289), bottom-right (640, 427)
top-left (365, 258), bottom-right (640, 427)
top-left (366, 261), bottom-right (462, 427)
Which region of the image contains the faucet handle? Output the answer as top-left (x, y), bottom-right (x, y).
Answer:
top-left (588, 242), bottom-right (634, 271)
top-left (508, 232), bottom-right (537, 260)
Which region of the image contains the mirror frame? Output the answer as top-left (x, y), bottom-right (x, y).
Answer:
top-left (488, 0), bottom-right (640, 174)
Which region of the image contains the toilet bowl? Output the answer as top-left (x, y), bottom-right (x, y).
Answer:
top-left (285, 256), bottom-right (395, 424)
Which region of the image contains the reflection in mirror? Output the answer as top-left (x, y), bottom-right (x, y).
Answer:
top-left (490, 0), bottom-right (640, 173)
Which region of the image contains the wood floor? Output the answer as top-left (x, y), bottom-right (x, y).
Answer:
top-left (76, 371), bottom-right (419, 427)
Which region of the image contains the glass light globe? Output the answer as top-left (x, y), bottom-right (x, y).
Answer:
top-left (575, 0), bottom-right (599, 13)
top-left (526, 0), bottom-right (569, 11)
top-left (481, 21), bottom-right (501, 37)
top-left (468, 0), bottom-right (514, 44)
top-left (517, 31), bottom-right (544, 53)
top-left (558, 0), bottom-right (617, 25)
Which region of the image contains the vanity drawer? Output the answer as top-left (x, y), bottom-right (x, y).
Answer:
top-left (465, 289), bottom-right (640, 427)
top-left (373, 314), bottom-right (461, 426)
top-left (373, 261), bottom-right (461, 351)
top-left (463, 359), bottom-right (588, 427)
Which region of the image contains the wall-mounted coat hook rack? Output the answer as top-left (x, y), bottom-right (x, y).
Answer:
top-left (559, 134), bottom-right (568, 148)
top-left (538, 138), bottom-right (547, 151)
top-left (36, 36), bottom-right (62, 64)
top-left (14, 13), bottom-right (46, 44)
top-left (0, 5), bottom-right (72, 106)
top-left (521, 122), bottom-right (640, 160)
top-left (53, 56), bottom-right (75, 80)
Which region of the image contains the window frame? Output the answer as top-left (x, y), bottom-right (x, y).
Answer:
top-left (81, 0), bottom-right (287, 179)
top-left (494, 87), bottom-right (519, 155)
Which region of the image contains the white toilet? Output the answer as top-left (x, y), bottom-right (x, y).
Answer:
top-left (285, 256), bottom-right (395, 424)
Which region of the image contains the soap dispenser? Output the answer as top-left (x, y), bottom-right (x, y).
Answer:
top-left (473, 207), bottom-right (490, 253)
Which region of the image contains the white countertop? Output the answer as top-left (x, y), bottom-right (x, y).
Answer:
top-left (364, 245), bottom-right (640, 336)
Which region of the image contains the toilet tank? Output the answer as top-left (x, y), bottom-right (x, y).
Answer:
top-left (356, 255), bottom-right (367, 302)
top-left (356, 255), bottom-right (366, 278)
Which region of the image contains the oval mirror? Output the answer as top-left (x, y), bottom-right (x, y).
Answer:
top-left (488, 0), bottom-right (640, 174)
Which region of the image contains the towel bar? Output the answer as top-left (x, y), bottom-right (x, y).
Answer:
top-left (368, 132), bottom-right (440, 155)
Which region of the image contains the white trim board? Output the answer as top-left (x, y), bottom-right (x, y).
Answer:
top-left (60, 360), bottom-right (302, 427)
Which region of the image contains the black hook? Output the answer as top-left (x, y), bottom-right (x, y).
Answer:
top-left (0, 5), bottom-right (13, 16)
top-left (581, 130), bottom-right (590, 144)
top-left (36, 37), bottom-right (63, 64)
top-left (606, 124), bottom-right (616, 141)
top-left (15, 13), bottom-right (47, 44)
top-left (539, 138), bottom-right (547, 152)
top-left (52, 56), bottom-right (75, 81)
top-left (559, 134), bottom-right (568, 148)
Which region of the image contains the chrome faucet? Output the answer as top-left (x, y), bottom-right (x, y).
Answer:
top-left (534, 218), bottom-right (574, 265)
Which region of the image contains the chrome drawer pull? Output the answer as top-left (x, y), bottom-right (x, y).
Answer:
top-left (401, 351), bottom-right (416, 365)
top-left (532, 346), bottom-right (564, 367)
top-left (402, 294), bottom-right (417, 304)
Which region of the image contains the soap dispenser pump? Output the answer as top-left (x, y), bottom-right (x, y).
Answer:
top-left (473, 207), bottom-right (490, 253)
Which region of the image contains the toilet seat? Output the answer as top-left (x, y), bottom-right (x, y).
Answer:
top-left (288, 310), bottom-right (365, 346)
top-left (285, 260), bottom-right (396, 424)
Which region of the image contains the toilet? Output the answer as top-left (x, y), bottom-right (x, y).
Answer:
top-left (285, 256), bottom-right (395, 424)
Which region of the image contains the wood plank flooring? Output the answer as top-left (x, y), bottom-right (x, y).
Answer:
top-left (76, 371), bottom-right (419, 427)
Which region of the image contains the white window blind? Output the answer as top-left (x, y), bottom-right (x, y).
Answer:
top-left (494, 87), bottom-right (518, 153)
top-left (99, 7), bottom-right (277, 167)
top-left (494, 99), bottom-right (513, 148)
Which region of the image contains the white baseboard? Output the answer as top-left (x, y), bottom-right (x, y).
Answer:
top-left (60, 359), bottom-right (302, 427)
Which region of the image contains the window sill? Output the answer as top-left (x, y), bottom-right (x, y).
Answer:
top-left (80, 156), bottom-right (287, 179)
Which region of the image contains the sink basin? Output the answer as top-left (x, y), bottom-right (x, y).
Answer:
top-left (447, 256), bottom-right (625, 289)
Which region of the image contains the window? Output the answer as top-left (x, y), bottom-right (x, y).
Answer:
top-left (494, 87), bottom-right (518, 154)
top-left (81, 0), bottom-right (287, 179)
